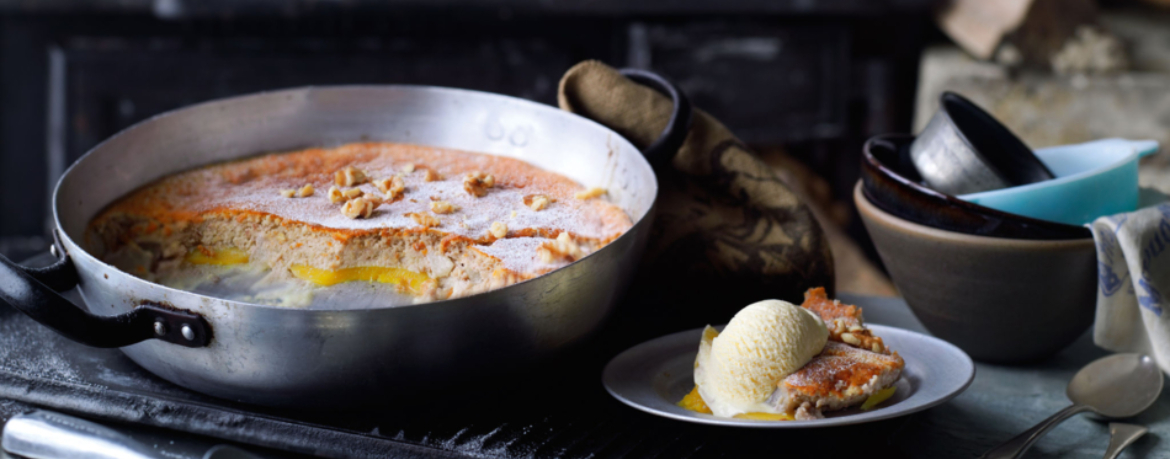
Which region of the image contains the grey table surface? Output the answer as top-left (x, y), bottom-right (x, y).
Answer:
top-left (0, 293), bottom-right (1166, 458)
top-left (851, 294), bottom-right (1165, 459)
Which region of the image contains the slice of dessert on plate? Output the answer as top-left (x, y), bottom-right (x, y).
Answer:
top-left (680, 288), bottom-right (905, 420)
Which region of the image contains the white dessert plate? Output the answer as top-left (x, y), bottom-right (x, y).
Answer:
top-left (602, 324), bottom-right (975, 428)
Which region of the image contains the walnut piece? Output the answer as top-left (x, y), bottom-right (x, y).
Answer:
top-left (423, 168), bottom-right (442, 182)
top-left (406, 212), bottom-right (440, 228)
top-left (430, 200), bottom-right (457, 214)
top-left (328, 186), bottom-right (345, 203)
top-left (373, 175), bottom-right (406, 200)
top-left (341, 196), bottom-right (380, 219)
top-left (328, 186), bottom-right (363, 203)
top-left (574, 187), bottom-right (606, 200)
top-left (463, 171), bottom-right (495, 197)
top-left (489, 221), bottom-right (507, 238)
top-left (282, 184), bottom-right (315, 198)
top-left (401, 163), bottom-right (416, 173)
top-left (524, 194), bottom-right (551, 211)
top-left (334, 166), bottom-right (368, 187)
top-left (537, 232), bottom-right (585, 263)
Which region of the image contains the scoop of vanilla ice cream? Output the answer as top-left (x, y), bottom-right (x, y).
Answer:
top-left (694, 299), bottom-right (828, 417)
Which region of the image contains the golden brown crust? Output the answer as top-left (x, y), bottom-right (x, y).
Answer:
top-left (770, 288), bottom-right (904, 418)
top-left (801, 287), bottom-right (889, 354)
top-left (88, 142), bottom-right (631, 273)
top-left (780, 342), bottom-right (904, 400)
top-left (91, 142), bottom-right (628, 230)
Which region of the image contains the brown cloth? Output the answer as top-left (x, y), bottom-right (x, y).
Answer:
top-left (558, 61), bottom-right (834, 323)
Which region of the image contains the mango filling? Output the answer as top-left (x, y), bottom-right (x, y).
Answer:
top-left (182, 245), bottom-right (431, 295)
top-left (860, 386), bottom-right (897, 411)
top-left (186, 247), bottom-right (250, 266)
top-left (289, 264), bottom-right (431, 295)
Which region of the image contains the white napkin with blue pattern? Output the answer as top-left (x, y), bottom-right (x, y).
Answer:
top-left (1092, 194), bottom-right (1170, 372)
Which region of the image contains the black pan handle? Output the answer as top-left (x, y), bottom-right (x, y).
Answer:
top-left (618, 68), bottom-right (693, 171)
top-left (0, 247), bottom-right (210, 348)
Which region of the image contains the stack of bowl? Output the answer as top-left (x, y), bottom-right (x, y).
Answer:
top-left (858, 93), bottom-right (1158, 363)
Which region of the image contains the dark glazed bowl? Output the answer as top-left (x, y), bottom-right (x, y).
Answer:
top-left (855, 183), bottom-right (1096, 363)
top-left (862, 134), bottom-right (1091, 240)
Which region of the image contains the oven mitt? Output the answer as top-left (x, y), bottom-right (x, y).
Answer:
top-left (557, 61), bottom-right (834, 325)
top-left (1091, 197), bottom-right (1170, 373)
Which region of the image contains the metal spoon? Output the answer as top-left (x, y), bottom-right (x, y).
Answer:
top-left (980, 353), bottom-right (1163, 459)
top-left (1102, 423), bottom-right (1147, 459)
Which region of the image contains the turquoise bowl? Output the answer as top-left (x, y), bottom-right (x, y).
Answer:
top-left (958, 139), bottom-right (1159, 225)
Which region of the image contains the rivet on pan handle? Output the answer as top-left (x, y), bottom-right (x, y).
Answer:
top-left (0, 247), bottom-right (211, 348)
top-left (618, 68), bottom-right (693, 172)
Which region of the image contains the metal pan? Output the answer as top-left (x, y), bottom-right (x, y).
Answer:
top-left (0, 70), bottom-right (691, 407)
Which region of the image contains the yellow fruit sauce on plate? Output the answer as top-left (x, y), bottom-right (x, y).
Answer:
top-left (677, 385), bottom-right (896, 420)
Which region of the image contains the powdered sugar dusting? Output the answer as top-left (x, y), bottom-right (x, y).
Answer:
top-left (780, 342), bottom-right (903, 393)
top-left (473, 237), bottom-right (561, 274)
top-left (224, 174), bottom-right (612, 240)
top-left (96, 142), bottom-right (632, 275)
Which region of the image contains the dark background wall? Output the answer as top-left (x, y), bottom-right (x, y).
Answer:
top-left (0, 0), bottom-right (936, 261)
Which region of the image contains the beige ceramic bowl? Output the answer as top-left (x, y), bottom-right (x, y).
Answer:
top-left (854, 183), bottom-right (1097, 362)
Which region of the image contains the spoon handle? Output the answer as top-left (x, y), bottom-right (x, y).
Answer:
top-left (1102, 423), bottom-right (1148, 459)
top-left (979, 404), bottom-right (1091, 459)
